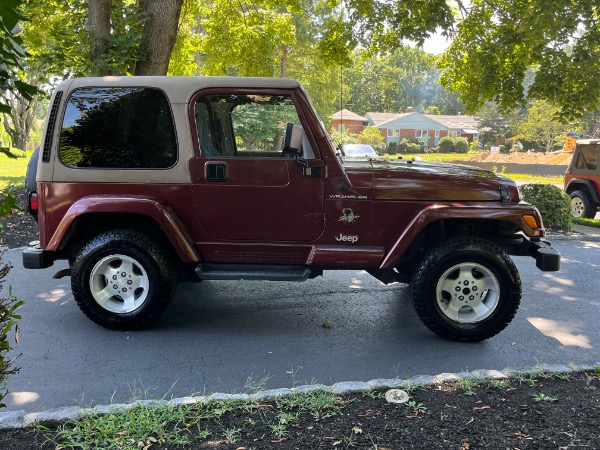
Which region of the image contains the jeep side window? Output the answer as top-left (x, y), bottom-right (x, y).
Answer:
top-left (59, 87), bottom-right (177, 169)
top-left (195, 94), bottom-right (312, 158)
top-left (576, 145), bottom-right (598, 171)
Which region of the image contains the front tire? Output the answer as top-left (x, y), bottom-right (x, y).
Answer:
top-left (411, 237), bottom-right (521, 342)
top-left (569, 190), bottom-right (595, 219)
top-left (71, 230), bottom-right (176, 330)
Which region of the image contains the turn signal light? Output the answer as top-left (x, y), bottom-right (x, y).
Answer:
top-left (522, 214), bottom-right (539, 229)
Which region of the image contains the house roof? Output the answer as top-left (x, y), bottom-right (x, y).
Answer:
top-left (367, 112), bottom-right (411, 126)
top-left (427, 115), bottom-right (479, 130)
top-left (331, 109), bottom-right (367, 122)
top-left (338, 110), bottom-right (480, 132)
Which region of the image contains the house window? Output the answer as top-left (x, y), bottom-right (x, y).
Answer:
top-left (416, 129), bottom-right (428, 138)
top-left (338, 124), bottom-right (346, 133)
top-left (435, 130), bottom-right (440, 138)
top-left (387, 129), bottom-right (400, 137)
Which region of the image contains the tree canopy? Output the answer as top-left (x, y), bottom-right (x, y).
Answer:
top-left (440, 0), bottom-right (600, 120)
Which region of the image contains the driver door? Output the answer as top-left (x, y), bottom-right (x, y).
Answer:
top-left (190, 91), bottom-right (325, 242)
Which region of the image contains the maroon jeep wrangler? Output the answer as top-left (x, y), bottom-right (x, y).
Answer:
top-left (23, 76), bottom-right (560, 341)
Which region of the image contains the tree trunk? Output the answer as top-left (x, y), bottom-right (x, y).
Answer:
top-left (134, 0), bottom-right (184, 76)
top-left (3, 94), bottom-right (38, 150)
top-left (87, 0), bottom-right (112, 76)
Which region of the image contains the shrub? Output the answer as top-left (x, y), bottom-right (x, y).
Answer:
top-left (520, 184), bottom-right (572, 229)
top-left (438, 136), bottom-right (455, 153)
top-left (0, 188), bottom-right (25, 408)
top-left (388, 141), bottom-right (397, 155)
top-left (454, 137), bottom-right (469, 153)
top-left (398, 138), bottom-right (412, 153)
top-left (357, 125), bottom-right (386, 153)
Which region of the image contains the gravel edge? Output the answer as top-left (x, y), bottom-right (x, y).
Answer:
top-left (1, 362), bottom-right (597, 430)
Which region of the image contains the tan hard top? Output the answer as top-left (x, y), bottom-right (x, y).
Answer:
top-left (56, 76), bottom-right (301, 104)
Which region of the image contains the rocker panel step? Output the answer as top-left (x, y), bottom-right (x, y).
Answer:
top-left (195, 264), bottom-right (313, 281)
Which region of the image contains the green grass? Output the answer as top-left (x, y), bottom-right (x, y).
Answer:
top-left (43, 390), bottom-right (347, 450)
top-left (573, 217), bottom-right (600, 229)
top-left (0, 149), bottom-right (30, 191)
top-left (381, 152), bottom-right (476, 162)
top-left (504, 173), bottom-right (564, 185)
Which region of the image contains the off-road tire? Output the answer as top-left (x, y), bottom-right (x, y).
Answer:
top-left (569, 190), bottom-right (596, 219)
top-left (25, 146), bottom-right (39, 194)
top-left (411, 237), bottom-right (521, 342)
top-left (71, 229), bottom-right (176, 330)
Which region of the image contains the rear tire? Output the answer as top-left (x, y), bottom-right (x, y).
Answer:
top-left (569, 190), bottom-right (595, 219)
top-left (71, 230), bottom-right (176, 330)
top-left (25, 146), bottom-right (40, 194)
top-left (411, 237), bottom-right (521, 342)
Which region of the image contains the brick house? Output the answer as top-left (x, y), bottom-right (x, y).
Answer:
top-left (331, 109), bottom-right (369, 135)
top-left (332, 108), bottom-right (480, 149)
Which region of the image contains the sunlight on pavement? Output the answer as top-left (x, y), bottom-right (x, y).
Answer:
top-left (348, 277), bottom-right (364, 289)
top-left (38, 288), bottom-right (68, 303)
top-left (6, 391), bottom-right (40, 406)
top-left (527, 317), bottom-right (593, 349)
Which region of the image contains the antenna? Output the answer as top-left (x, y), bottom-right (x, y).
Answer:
top-left (338, 0), bottom-right (345, 154)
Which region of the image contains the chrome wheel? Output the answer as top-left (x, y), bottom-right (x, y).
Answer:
top-left (89, 254), bottom-right (150, 314)
top-left (435, 262), bottom-right (501, 324)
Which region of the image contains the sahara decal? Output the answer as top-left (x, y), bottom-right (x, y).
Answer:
top-left (339, 208), bottom-right (360, 224)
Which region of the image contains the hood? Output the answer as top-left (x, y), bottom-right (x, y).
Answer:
top-left (343, 159), bottom-right (520, 202)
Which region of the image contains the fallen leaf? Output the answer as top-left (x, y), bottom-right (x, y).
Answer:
top-left (358, 409), bottom-right (374, 417)
top-left (472, 406), bottom-right (491, 410)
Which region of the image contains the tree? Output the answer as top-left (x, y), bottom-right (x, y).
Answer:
top-left (0, 0), bottom-right (36, 140)
top-left (440, 0), bottom-right (600, 120)
top-left (424, 105), bottom-right (441, 115)
top-left (357, 125), bottom-right (385, 152)
top-left (0, 0), bottom-right (28, 409)
top-left (86, 0), bottom-right (184, 76)
top-left (475, 102), bottom-right (513, 149)
top-left (513, 101), bottom-right (571, 152)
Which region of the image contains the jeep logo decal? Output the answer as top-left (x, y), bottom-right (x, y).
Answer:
top-left (335, 233), bottom-right (359, 243)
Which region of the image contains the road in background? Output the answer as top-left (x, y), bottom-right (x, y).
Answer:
top-left (2, 240), bottom-right (599, 413)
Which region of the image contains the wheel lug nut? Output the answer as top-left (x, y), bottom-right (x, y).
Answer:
top-left (122, 288), bottom-right (127, 292)
top-left (112, 275), bottom-right (117, 280)
top-left (463, 281), bottom-right (469, 286)
top-left (472, 286), bottom-right (478, 291)
top-left (121, 272), bottom-right (126, 277)
top-left (113, 284), bottom-right (118, 289)
top-left (455, 286), bottom-right (461, 291)
top-left (127, 280), bottom-right (132, 285)
top-left (469, 295), bottom-right (474, 300)
top-left (459, 296), bottom-right (464, 300)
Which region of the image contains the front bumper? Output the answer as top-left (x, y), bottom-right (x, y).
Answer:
top-left (23, 245), bottom-right (56, 269)
top-left (506, 236), bottom-right (561, 271)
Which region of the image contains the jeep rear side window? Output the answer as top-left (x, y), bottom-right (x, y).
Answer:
top-left (195, 94), bottom-right (303, 158)
top-left (574, 145), bottom-right (598, 171)
top-left (59, 87), bottom-right (177, 169)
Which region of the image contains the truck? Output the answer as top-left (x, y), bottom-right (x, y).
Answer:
top-left (23, 76), bottom-right (560, 341)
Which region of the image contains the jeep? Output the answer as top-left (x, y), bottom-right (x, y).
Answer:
top-left (564, 139), bottom-right (600, 218)
top-left (23, 76), bottom-right (560, 341)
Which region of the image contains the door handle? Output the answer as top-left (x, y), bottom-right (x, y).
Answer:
top-left (206, 162), bottom-right (228, 181)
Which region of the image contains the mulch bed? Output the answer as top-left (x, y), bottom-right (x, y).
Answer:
top-left (0, 371), bottom-right (599, 449)
top-left (0, 189), bottom-right (38, 249)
